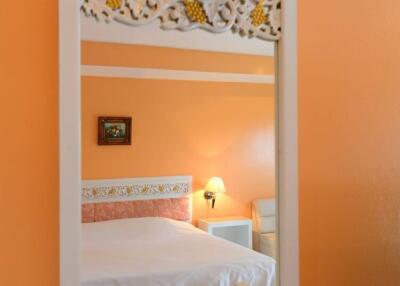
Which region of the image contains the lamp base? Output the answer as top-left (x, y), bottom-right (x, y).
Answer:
top-left (204, 191), bottom-right (217, 208)
top-left (204, 191), bottom-right (215, 200)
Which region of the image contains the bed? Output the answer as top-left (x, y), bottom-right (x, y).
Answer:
top-left (81, 176), bottom-right (276, 286)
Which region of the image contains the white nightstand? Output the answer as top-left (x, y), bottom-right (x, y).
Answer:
top-left (198, 216), bottom-right (252, 249)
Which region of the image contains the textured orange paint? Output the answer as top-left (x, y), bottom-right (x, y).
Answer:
top-left (82, 77), bottom-right (275, 223)
top-left (82, 41), bottom-right (274, 75)
top-left (0, 2), bottom-right (59, 286)
top-left (299, 1), bottom-right (400, 285)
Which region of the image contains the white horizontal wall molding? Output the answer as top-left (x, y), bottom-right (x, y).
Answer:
top-left (81, 65), bottom-right (275, 84)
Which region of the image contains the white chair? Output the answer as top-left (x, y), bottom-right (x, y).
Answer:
top-left (252, 198), bottom-right (276, 259)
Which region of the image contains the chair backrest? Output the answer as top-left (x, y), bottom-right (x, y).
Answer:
top-left (252, 198), bottom-right (276, 233)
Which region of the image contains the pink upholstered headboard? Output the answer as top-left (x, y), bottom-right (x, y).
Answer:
top-left (81, 176), bottom-right (192, 223)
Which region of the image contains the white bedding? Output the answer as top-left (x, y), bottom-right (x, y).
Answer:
top-left (82, 217), bottom-right (275, 286)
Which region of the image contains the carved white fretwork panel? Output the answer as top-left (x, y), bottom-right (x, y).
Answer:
top-left (81, 0), bottom-right (281, 41)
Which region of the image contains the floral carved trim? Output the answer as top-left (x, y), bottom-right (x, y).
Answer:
top-left (82, 182), bottom-right (190, 203)
top-left (81, 0), bottom-right (281, 41)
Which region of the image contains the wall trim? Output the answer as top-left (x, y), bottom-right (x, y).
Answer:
top-left (81, 65), bottom-right (275, 84)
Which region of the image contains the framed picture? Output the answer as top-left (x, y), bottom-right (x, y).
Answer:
top-left (98, 117), bottom-right (132, 145)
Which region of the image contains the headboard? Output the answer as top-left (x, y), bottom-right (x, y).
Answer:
top-left (81, 176), bottom-right (192, 223)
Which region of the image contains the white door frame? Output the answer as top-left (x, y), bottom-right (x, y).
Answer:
top-left (59, 1), bottom-right (81, 285)
top-left (277, 1), bottom-right (299, 285)
top-left (59, 1), bottom-right (298, 285)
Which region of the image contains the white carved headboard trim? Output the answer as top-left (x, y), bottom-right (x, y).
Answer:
top-left (82, 175), bottom-right (192, 203)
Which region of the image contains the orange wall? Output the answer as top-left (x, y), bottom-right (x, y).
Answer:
top-left (82, 43), bottom-right (275, 222)
top-left (0, 2), bottom-right (59, 286)
top-left (299, 1), bottom-right (400, 285)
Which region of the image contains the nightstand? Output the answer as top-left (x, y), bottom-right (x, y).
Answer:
top-left (198, 216), bottom-right (252, 249)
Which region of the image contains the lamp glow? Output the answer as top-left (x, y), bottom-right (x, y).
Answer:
top-left (204, 177), bottom-right (225, 208)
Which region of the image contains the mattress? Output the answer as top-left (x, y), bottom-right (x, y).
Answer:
top-left (82, 217), bottom-right (275, 286)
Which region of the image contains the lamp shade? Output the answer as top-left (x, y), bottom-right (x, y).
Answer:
top-left (204, 177), bottom-right (226, 193)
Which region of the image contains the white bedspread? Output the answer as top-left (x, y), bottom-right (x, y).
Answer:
top-left (82, 217), bottom-right (275, 286)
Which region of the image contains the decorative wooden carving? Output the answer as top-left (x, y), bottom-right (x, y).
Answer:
top-left (81, 0), bottom-right (281, 41)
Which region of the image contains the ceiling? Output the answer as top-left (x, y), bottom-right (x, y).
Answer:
top-left (81, 15), bottom-right (275, 56)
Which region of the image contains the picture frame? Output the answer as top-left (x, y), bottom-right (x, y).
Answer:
top-left (98, 116), bottom-right (132, 145)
